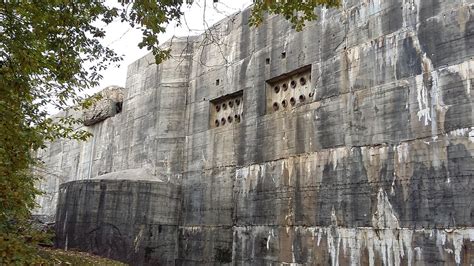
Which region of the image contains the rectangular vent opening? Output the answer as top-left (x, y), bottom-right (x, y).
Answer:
top-left (210, 91), bottom-right (243, 128)
top-left (266, 65), bottom-right (313, 114)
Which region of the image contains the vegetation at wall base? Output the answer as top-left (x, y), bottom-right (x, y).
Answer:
top-left (38, 248), bottom-right (127, 265)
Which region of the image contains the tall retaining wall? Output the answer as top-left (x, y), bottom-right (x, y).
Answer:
top-left (36, 0), bottom-right (474, 265)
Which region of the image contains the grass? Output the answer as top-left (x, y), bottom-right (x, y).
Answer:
top-left (38, 247), bottom-right (127, 265)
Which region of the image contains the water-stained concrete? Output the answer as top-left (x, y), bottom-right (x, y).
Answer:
top-left (36, 0), bottom-right (474, 265)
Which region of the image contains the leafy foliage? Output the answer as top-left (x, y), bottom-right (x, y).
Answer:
top-left (250, 0), bottom-right (341, 31)
top-left (0, 0), bottom-right (338, 263)
top-left (0, 1), bottom-right (182, 263)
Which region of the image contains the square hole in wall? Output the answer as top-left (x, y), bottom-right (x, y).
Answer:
top-left (266, 65), bottom-right (314, 114)
top-left (210, 91), bottom-right (243, 128)
top-left (281, 52), bottom-right (286, 59)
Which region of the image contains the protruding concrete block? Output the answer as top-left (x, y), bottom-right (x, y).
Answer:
top-left (83, 86), bottom-right (124, 126)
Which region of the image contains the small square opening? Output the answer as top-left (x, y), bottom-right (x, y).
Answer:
top-left (216, 79), bottom-right (220, 86)
top-left (266, 58), bottom-right (270, 65)
top-left (281, 52), bottom-right (286, 59)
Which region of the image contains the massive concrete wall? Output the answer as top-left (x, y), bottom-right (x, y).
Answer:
top-left (35, 39), bottom-right (193, 221)
top-left (35, 38), bottom-right (193, 265)
top-left (180, 0), bottom-right (473, 265)
top-left (36, 0), bottom-right (474, 265)
top-left (55, 178), bottom-right (180, 265)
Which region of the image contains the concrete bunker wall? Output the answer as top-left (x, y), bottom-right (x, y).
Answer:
top-left (39, 0), bottom-right (474, 265)
top-left (180, 0), bottom-right (474, 264)
top-left (56, 179), bottom-right (180, 265)
top-left (35, 39), bottom-right (193, 221)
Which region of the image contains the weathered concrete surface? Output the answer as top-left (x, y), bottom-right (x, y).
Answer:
top-left (35, 38), bottom-right (193, 221)
top-left (178, 0), bottom-right (474, 264)
top-left (83, 86), bottom-right (124, 126)
top-left (55, 179), bottom-right (180, 265)
top-left (232, 135), bottom-right (474, 265)
top-left (36, 0), bottom-right (474, 265)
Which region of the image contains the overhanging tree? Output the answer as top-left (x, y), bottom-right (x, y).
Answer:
top-left (0, 0), bottom-right (339, 263)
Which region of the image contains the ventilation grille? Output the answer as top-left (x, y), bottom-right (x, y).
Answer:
top-left (266, 65), bottom-right (313, 114)
top-left (210, 91), bottom-right (243, 128)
